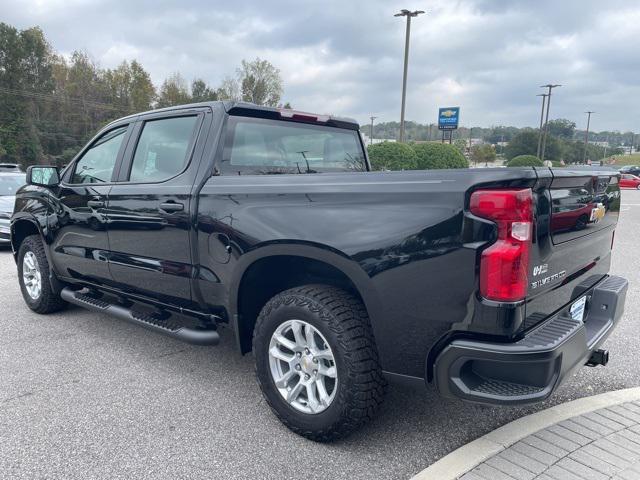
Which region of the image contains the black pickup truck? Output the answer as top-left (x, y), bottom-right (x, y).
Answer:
top-left (11, 101), bottom-right (627, 441)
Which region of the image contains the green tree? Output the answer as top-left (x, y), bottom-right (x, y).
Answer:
top-left (412, 143), bottom-right (468, 169)
top-left (0, 24), bottom-right (54, 166)
top-left (237, 58), bottom-right (283, 106)
top-left (191, 78), bottom-right (218, 102)
top-left (547, 119), bottom-right (576, 140)
top-left (367, 142), bottom-right (418, 171)
top-left (507, 155), bottom-right (543, 167)
top-left (157, 72), bottom-right (190, 108)
top-left (470, 144), bottom-right (496, 165)
top-left (129, 60), bottom-right (156, 111)
top-left (505, 130), bottom-right (561, 161)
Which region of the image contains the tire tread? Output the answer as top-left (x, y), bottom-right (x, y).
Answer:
top-left (253, 284), bottom-right (385, 442)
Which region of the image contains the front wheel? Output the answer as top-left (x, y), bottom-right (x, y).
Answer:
top-left (17, 235), bottom-right (67, 314)
top-left (253, 285), bottom-right (385, 442)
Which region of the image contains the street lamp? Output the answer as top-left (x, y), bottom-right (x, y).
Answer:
top-left (394, 9), bottom-right (425, 143)
top-left (536, 93), bottom-right (548, 158)
top-left (370, 116), bottom-right (377, 145)
top-left (583, 111), bottom-right (595, 164)
top-left (539, 84), bottom-right (561, 162)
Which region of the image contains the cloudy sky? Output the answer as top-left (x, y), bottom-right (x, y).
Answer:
top-left (2, 0), bottom-right (639, 131)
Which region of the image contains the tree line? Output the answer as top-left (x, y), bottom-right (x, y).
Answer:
top-left (365, 119), bottom-right (637, 152)
top-left (0, 23), bottom-right (285, 167)
top-left (364, 118), bottom-right (629, 165)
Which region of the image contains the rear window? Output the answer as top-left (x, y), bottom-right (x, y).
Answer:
top-left (221, 117), bottom-right (366, 175)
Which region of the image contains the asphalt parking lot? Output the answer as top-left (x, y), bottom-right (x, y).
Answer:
top-left (1, 190), bottom-right (639, 480)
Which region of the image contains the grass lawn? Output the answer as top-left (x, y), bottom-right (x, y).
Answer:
top-left (610, 154), bottom-right (640, 166)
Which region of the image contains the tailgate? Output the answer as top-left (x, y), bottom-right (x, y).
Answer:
top-left (524, 168), bottom-right (620, 330)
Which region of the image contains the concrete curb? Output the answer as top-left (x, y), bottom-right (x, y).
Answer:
top-left (411, 387), bottom-right (640, 480)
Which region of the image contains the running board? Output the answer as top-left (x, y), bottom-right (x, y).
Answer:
top-left (61, 288), bottom-right (220, 346)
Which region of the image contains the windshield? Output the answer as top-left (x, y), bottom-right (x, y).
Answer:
top-left (0, 175), bottom-right (25, 196)
top-left (221, 117), bottom-right (366, 175)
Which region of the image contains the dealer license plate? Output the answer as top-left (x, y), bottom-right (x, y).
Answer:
top-left (570, 296), bottom-right (587, 322)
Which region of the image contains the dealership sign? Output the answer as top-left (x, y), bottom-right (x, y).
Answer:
top-left (438, 107), bottom-right (460, 130)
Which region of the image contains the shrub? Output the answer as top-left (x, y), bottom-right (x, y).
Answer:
top-left (412, 142), bottom-right (469, 169)
top-left (367, 142), bottom-right (418, 171)
top-left (507, 155), bottom-right (544, 167)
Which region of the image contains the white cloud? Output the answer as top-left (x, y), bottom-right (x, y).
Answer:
top-left (1, 0), bottom-right (639, 130)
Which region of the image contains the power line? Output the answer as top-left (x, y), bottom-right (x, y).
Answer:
top-left (0, 86), bottom-right (132, 113)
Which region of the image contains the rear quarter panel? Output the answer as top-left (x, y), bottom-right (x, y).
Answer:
top-left (196, 168), bottom-right (538, 377)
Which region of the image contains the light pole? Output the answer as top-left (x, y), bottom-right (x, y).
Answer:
top-left (583, 111), bottom-right (594, 164)
top-left (536, 93), bottom-right (548, 158)
top-left (395, 9), bottom-right (425, 143)
top-left (539, 84), bottom-right (561, 162)
top-left (369, 116), bottom-right (377, 145)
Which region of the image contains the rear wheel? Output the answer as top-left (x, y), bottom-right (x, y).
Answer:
top-left (17, 235), bottom-right (66, 314)
top-left (253, 284), bottom-right (385, 441)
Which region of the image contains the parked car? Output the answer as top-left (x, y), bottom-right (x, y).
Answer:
top-left (10, 101), bottom-right (628, 441)
top-left (619, 174), bottom-right (640, 189)
top-left (0, 163), bottom-right (22, 173)
top-left (620, 165), bottom-right (640, 176)
top-left (0, 172), bottom-right (25, 245)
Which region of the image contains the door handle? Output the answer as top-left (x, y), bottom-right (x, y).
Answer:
top-left (159, 202), bottom-right (184, 213)
top-left (87, 200), bottom-right (104, 208)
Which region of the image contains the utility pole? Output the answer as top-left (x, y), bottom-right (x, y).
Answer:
top-left (539, 84), bottom-right (561, 162)
top-left (469, 127), bottom-right (473, 158)
top-left (583, 111), bottom-right (594, 164)
top-left (631, 134), bottom-right (636, 156)
top-left (536, 93), bottom-right (548, 158)
top-left (395, 9), bottom-right (425, 143)
top-left (369, 116), bottom-right (377, 145)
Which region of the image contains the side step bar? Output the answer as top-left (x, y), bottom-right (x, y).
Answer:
top-left (61, 288), bottom-right (220, 346)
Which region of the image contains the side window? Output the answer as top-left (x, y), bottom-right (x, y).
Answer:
top-left (129, 116), bottom-right (198, 183)
top-left (72, 126), bottom-right (127, 184)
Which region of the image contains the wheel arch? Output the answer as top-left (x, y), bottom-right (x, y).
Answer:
top-left (229, 243), bottom-right (382, 355)
top-left (11, 215), bottom-right (64, 294)
top-left (10, 216), bottom-right (44, 260)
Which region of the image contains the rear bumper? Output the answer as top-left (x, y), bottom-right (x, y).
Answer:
top-left (434, 275), bottom-right (628, 405)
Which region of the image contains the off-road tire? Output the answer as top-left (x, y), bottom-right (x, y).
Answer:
top-left (17, 235), bottom-right (67, 314)
top-left (253, 284), bottom-right (385, 441)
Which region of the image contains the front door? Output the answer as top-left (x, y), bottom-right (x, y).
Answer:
top-left (49, 124), bottom-right (131, 285)
top-left (106, 111), bottom-right (206, 305)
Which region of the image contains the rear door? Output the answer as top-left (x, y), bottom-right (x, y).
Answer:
top-left (105, 108), bottom-right (209, 305)
top-left (524, 168), bottom-right (620, 329)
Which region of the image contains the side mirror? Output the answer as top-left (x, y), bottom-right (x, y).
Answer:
top-left (27, 166), bottom-right (60, 187)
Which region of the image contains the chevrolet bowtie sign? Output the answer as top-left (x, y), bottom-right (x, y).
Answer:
top-left (438, 107), bottom-right (460, 130)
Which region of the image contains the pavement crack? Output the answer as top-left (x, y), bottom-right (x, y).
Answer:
top-left (0, 379), bottom-right (81, 408)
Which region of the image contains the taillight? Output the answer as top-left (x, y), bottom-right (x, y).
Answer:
top-left (470, 188), bottom-right (533, 302)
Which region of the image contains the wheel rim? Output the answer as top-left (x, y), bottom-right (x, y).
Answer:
top-left (22, 251), bottom-right (42, 300)
top-left (268, 319), bottom-right (338, 414)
